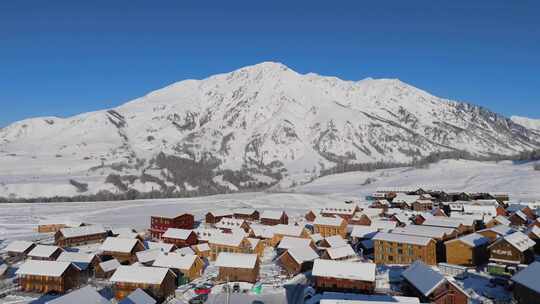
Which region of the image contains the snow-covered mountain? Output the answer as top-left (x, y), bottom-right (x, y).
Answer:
top-left (1, 62), bottom-right (540, 199)
top-left (512, 116), bottom-right (540, 132)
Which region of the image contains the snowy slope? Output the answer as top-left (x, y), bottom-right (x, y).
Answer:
top-left (512, 116), bottom-right (540, 131)
top-left (1, 62), bottom-right (540, 199)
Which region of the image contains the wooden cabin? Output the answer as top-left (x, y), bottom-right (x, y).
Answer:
top-left (477, 225), bottom-right (515, 242)
top-left (57, 252), bottom-right (100, 278)
top-left (208, 233), bottom-right (251, 260)
top-left (150, 213), bottom-right (194, 239)
top-left (260, 210), bottom-right (288, 226)
top-left (4, 240), bottom-right (35, 257)
top-left (373, 232), bottom-right (437, 265)
top-left (389, 225), bottom-right (458, 263)
top-left (277, 236), bottom-right (315, 253)
top-left (313, 216), bottom-right (347, 238)
top-left (527, 226), bottom-right (540, 254)
top-left (215, 252), bottom-right (260, 283)
top-left (305, 210), bottom-right (318, 222)
top-left (16, 260), bottom-right (80, 294)
top-left (412, 200), bottom-right (433, 212)
top-left (100, 237), bottom-right (145, 264)
top-left (161, 228), bottom-right (198, 248)
top-left (486, 215), bottom-right (511, 228)
top-left (320, 203), bottom-right (358, 220)
top-left (278, 246), bottom-right (319, 275)
top-left (45, 286), bottom-right (110, 304)
top-left (54, 225), bottom-right (107, 247)
top-left (153, 252), bottom-right (205, 281)
top-left (511, 262), bottom-right (540, 304)
top-left (488, 231), bottom-right (536, 265)
top-left (110, 265), bottom-right (177, 302)
top-left (348, 213), bottom-right (372, 226)
top-left (247, 238), bottom-right (265, 257)
top-left (321, 244), bottom-right (357, 261)
top-left (312, 259), bottom-right (376, 293)
top-left (37, 220), bottom-right (84, 233)
top-left (192, 243), bottom-right (211, 259)
top-left (27, 245), bottom-right (63, 261)
top-left (233, 208), bottom-right (259, 221)
top-left (270, 224), bottom-right (311, 246)
top-left (205, 210), bottom-right (233, 225)
top-left (401, 261), bottom-right (469, 304)
top-left (95, 258), bottom-right (120, 279)
top-left (509, 210), bottom-right (529, 226)
top-left (444, 233), bottom-right (490, 266)
top-left (319, 235), bottom-right (348, 249)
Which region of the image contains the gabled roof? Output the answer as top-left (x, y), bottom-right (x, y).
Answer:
top-left (215, 252), bottom-right (258, 269)
top-left (513, 210), bottom-right (528, 221)
top-left (446, 233), bottom-right (489, 247)
top-left (401, 261), bottom-right (445, 297)
top-left (511, 262), bottom-right (540, 294)
top-left (233, 208), bottom-right (257, 215)
top-left (422, 218), bottom-right (462, 229)
top-left (478, 225), bottom-right (515, 236)
top-left (162, 228), bottom-right (194, 240)
top-left (98, 259), bottom-right (120, 272)
top-left (286, 246), bottom-right (319, 264)
top-left (100, 237), bottom-right (140, 253)
top-left (175, 247), bottom-right (195, 256)
top-left (392, 225), bottom-right (456, 239)
top-left (16, 260), bottom-right (71, 277)
top-left (110, 266), bottom-right (173, 285)
top-left (215, 218), bottom-right (247, 229)
top-left (45, 286), bottom-right (111, 304)
top-left (153, 252), bottom-right (198, 270)
top-left (491, 231), bottom-right (536, 252)
top-left (491, 216), bottom-right (511, 226)
top-left (136, 249), bottom-right (162, 264)
top-left (528, 225), bottom-right (540, 239)
top-left (193, 243), bottom-right (210, 252)
top-left (277, 236), bottom-right (312, 250)
top-left (57, 252), bottom-right (96, 268)
top-left (321, 203), bottom-right (356, 215)
top-left (350, 226), bottom-right (378, 239)
top-left (314, 216), bottom-right (345, 227)
top-left (207, 209), bottom-right (232, 217)
top-left (59, 225), bottom-right (106, 238)
top-left (370, 220), bottom-right (397, 230)
top-left (261, 210), bottom-right (285, 220)
top-left (144, 241), bottom-right (175, 252)
top-left (3, 240), bottom-right (34, 253)
top-left (272, 224), bottom-right (304, 237)
top-left (119, 288), bottom-right (156, 304)
top-left (208, 232), bottom-right (245, 247)
top-left (325, 245), bottom-right (356, 260)
top-left (312, 259), bottom-right (375, 282)
top-left (28, 245), bottom-right (61, 258)
top-left (373, 232), bottom-right (433, 246)
top-left (324, 235), bottom-right (348, 248)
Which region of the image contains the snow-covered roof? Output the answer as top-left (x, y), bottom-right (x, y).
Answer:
top-left (162, 228), bottom-right (194, 240)
top-left (326, 245), bottom-right (356, 260)
top-left (479, 225), bottom-right (515, 236)
top-left (207, 209), bottom-right (232, 217)
top-left (246, 238), bottom-right (260, 249)
top-left (492, 215), bottom-right (511, 226)
top-left (153, 252), bottom-right (198, 270)
top-left (392, 213), bottom-right (411, 224)
top-left (393, 194), bottom-right (420, 206)
top-left (57, 252), bottom-right (96, 264)
top-left (391, 225), bottom-right (456, 239)
top-left (194, 227), bottom-right (222, 241)
top-left (277, 236), bottom-right (312, 250)
top-left (233, 208), bottom-right (257, 215)
top-left (100, 237), bottom-right (140, 253)
top-left (422, 218), bottom-right (462, 229)
top-left (208, 232), bottom-right (245, 247)
top-left (4, 240), bottom-right (34, 253)
top-left (136, 249), bottom-right (162, 264)
top-left (324, 235), bottom-right (348, 248)
top-left (498, 231), bottom-right (536, 252)
top-left (28, 245), bottom-right (61, 258)
top-left (248, 224), bottom-right (275, 239)
top-left (463, 204), bottom-right (497, 216)
top-left (145, 241), bottom-right (175, 252)
top-left (175, 247), bottom-right (195, 256)
top-left (314, 216), bottom-right (345, 227)
top-left (45, 286), bottom-right (111, 304)
top-left (261, 210), bottom-right (285, 220)
top-left (446, 233), bottom-right (489, 247)
top-left (110, 266), bottom-right (172, 285)
top-left (59, 225), bottom-right (106, 238)
top-left (528, 225), bottom-right (540, 238)
top-left (514, 210), bottom-right (528, 221)
top-left (272, 224), bottom-right (304, 237)
top-left (119, 288), bottom-right (156, 304)
top-left (401, 261), bottom-right (445, 296)
top-left (372, 232), bottom-right (433, 246)
top-left (370, 220), bottom-right (397, 230)
top-left (312, 259), bottom-right (375, 282)
top-left (215, 252), bottom-right (258, 269)
top-left (286, 246), bottom-right (319, 264)
top-left (350, 226), bottom-right (378, 239)
top-left (319, 292), bottom-right (420, 304)
top-left (511, 262), bottom-right (540, 294)
top-left (215, 218), bottom-right (247, 229)
top-left (193, 243), bottom-right (210, 252)
top-left (321, 203), bottom-right (356, 215)
top-left (310, 233), bottom-right (324, 243)
top-left (16, 260), bottom-right (71, 277)
top-left (98, 259), bottom-right (120, 272)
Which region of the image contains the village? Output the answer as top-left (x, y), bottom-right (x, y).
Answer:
top-left (1, 188), bottom-right (540, 304)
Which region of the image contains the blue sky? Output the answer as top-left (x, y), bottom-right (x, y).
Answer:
top-left (0, 1), bottom-right (539, 128)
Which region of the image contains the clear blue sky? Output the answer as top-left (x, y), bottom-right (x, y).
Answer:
top-left (1, 1), bottom-right (539, 128)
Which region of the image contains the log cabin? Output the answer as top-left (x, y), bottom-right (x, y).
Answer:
top-left (391, 225), bottom-right (459, 262)
top-left (312, 259), bottom-right (375, 293)
top-left (54, 225), bottom-right (108, 247)
top-left (192, 243), bottom-right (211, 259)
top-left (149, 213), bottom-right (194, 239)
top-left (305, 210), bottom-right (318, 222)
top-left (56, 252), bottom-right (100, 279)
top-left (488, 231), bottom-right (536, 265)
top-left (207, 233), bottom-right (251, 260)
top-left (412, 200), bottom-right (433, 212)
top-left (27, 245), bottom-right (63, 261)
top-left (4, 240), bottom-right (35, 258)
top-left (152, 252), bottom-right (205, 281)
top-left (511, 261), bottom-right (540, 304)
top-left (278, 246), bottom-right (319, 275)
top-left (161, 228), bottom-right (198, 248)
top-left (313, 216), bottom-right (347, 238)
top-left (232, 208), bottom-right (260, 221)
top-left (205, 210), bottom-right (233, 225)
top-left (509, 210), bottom-right (529, 226)
top-left (277, 236), bottom-right (315, 253)
top-left (109, 265), bottom-right (177, 302)
top-left (444, 233), bottom-right (490, 266)
top-left (215, 252), bottom-right (260, 283)
top-left (320, 203), bottom-right (358, 220)
top-left (321, 244), bottom-right (357, 261)
top-left (270, 224), bottom-right (311, 246)
top-left (477, 225), bottom-right (515, 242)
top-left (246, 238), bottom-right (265, 258)
top-left (16, 260), bottom-right (80, 294)
top-left (100, 237), bottom-right (145, 264)
top-left (373, 232), bottom-right (437, 265)
top-left (319, 235), bottom-right (348, 248)
top-left (401, 260), bottom-right (469, 304)
top-left (260, 210), bottom-right (288, 225)
top-left (95, 258), bottom-right (120, 279)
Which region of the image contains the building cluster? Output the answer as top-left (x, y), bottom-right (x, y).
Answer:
top-left (1, 188), bottom-right (540, 303)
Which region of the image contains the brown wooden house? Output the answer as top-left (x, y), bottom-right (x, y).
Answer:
top-left (477, 225), bottom-right (515, 242)
top-left (208, 233), bottom-right (252, 260)
top-left (312, 259), bottom-right (376, 293)
top-left (214, 218), bottom-right (251, 233)
top-left (110, 265), bottom-right (177, 302)
top-left (527, 226), bottom-right (540, 254)
top-left (100, 237), bottom-right (145, 264)
top-left (509, 210), bottom-right (529, 227)
top-left (54, 225), bottom-right (107, 247)
top-left (205, 210), bottom-right (233, 225)
top-left (150, 213), bottom-right (194, 239)
top-left (488, 231), bottom-right (536, 265)
top-left (320, 203), bottom-right (358, 220)
top-left (233, 208), bottom-right (260, 221)
top-left (27, 245), bottom-right (63, 261)
top-left (313, 216), bottom-right (347, 238)
top-left (161, 228), bottom-right (198, 248)
top-left (260, 210), bottom-right (288, 226)
top-left (192, 243), bottom-right (211, 259)
top-left (401, 260), bottom-right (469, 304)
top-left (37, 220), bottom-right (84, 233)
top-left (278, 246), bottom-right (319, 275)
top-left (215, 252), bottom-right (260, 283)
top-left (305, 210), bottom-right (318, 222)
top-left (444, 233), bottom-right (490, 266)
top-left (16, 260), bottom-right (80, 294)
top-left (373, 232), bottom-right (437, 265)
top-left (94, 258), bottom-right (120, 279)
top-left (412, 200), bottom-right (433, 212)
top-left (511, 261), bottom-right (540, 304)
top-left (153, 252), bottom-right (205, 281)
top-left (4, 240), bottom-right (35, 257)
top-left (485, 215), bottom-right (511, 228)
